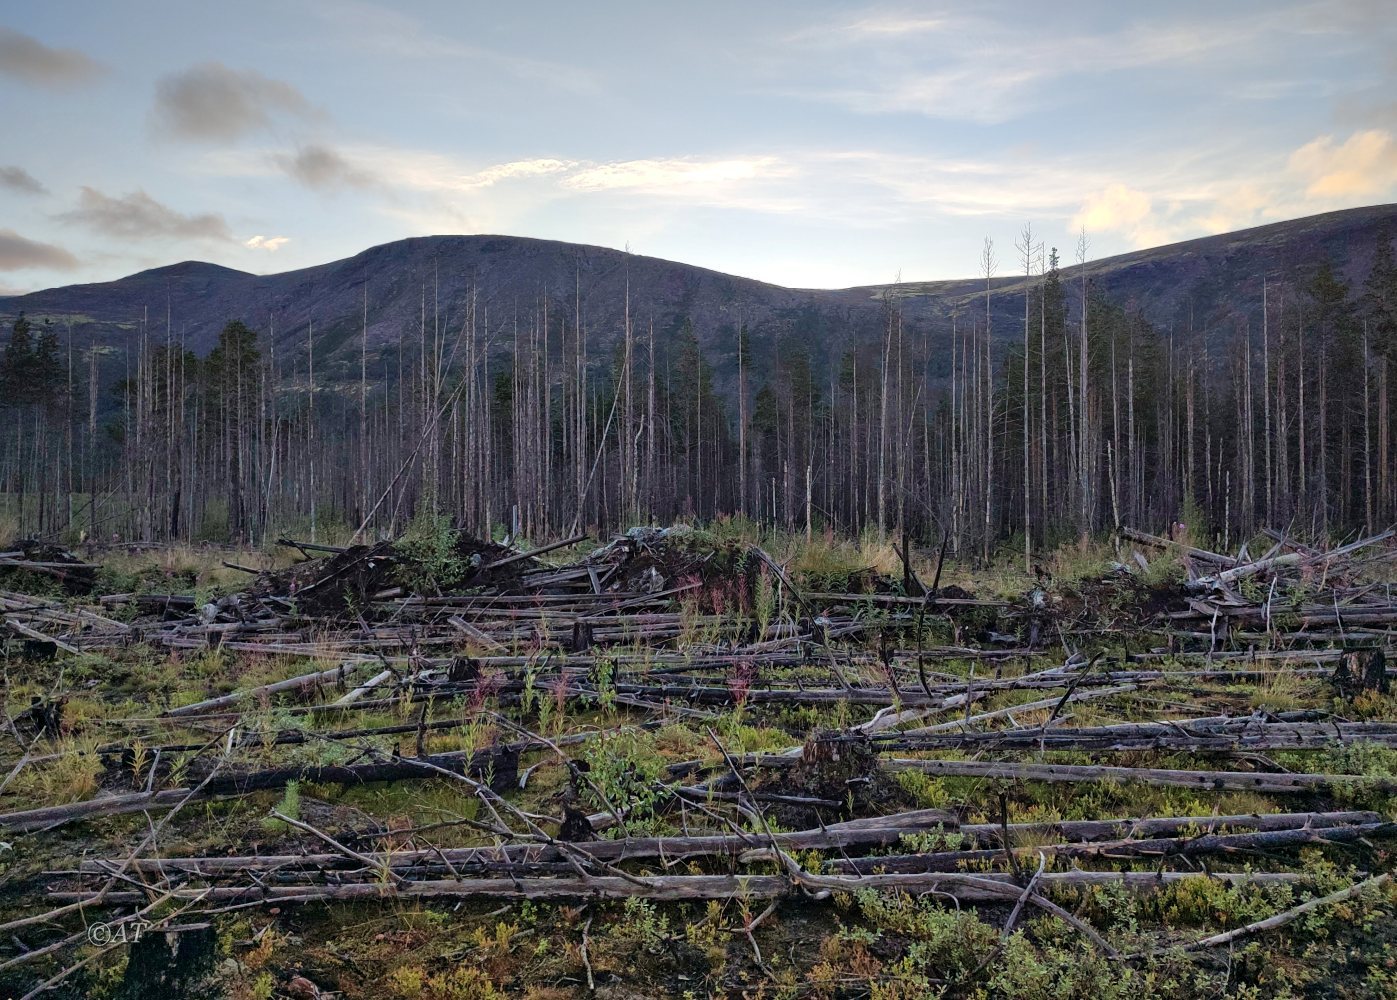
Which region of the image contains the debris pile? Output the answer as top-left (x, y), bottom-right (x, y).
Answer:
top-left (3, 523), bottom-right (1397, 995)
top-left (0, 539), bottom-right (97, 594)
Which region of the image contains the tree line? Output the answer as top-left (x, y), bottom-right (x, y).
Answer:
top-left (2, 231), bottom-right (1395, 557)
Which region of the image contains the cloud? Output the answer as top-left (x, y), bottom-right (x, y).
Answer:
top-left (250, 145), bottom-right (792, 211)
top-left (563, 157), bottom-right (793, 194)
top-left (0, 28), bottom-right (103, 88)
top-left (0, 229), bottom-right (79, 271)
top-left (262, 147), bottom-right (574, 194)
top-left (1289, 129), bottom-right (1397, 199)
top-left (0, 165), bottom-right (46, 195)
top-left (1058, 125), bottom-right (1397, 253)
top-left (780, 6), bottom-right (1323, 123)
top-left (275, 144), bottom-right (378, 189)
top-left (59, 187), bottom-right (231, 241)
top-left (458, 158), bottom-right (576, 189)
top-left (306, 0), bottom-right (602, 96)
top-left (1072, 184), bottom-right (1154, 236)
top-left (244, 234), bottom-right (290, 251)
top-left (153, 63), bottom-right (316, 140)
top-left (840, 15), bottom-right (948, 37)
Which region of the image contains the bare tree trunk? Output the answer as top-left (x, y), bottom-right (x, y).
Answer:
top-left (737, 320), bottom-right (747, 519)
top-left (1364, 321), bottom-right (1374, 533)
top-left (1076, 231), bottom-right (1091, 539)
top-left (877, 296), bottom-right (891, 538)
top-left (981, 238), bottom-right (996, 561)
top-left (1262, 278), bottom-right (1272, 525)
top-left (1017, 224), bottom-right (1033, 571)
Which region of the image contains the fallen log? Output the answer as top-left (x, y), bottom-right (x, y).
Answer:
top-left (51, 869), bottom-right (1312, 907)
top-left (873, 757), bottom-right (1397, 794)
top-left (957, 809), bottom-right (1383, 844)
top-left (76, 809), bottom-right (959, 875)
top-left (1177, 872), bottom-right (1391, 953)
top-left (0, 744), bottom-right (524, 833)
top-left (824, 822), bottom-right (1397, 874)
top-left (478, 533), bottom-right (587, 573)
top-left (276, 538), bottom-right (350, 555)
top-left (1117, 528), bottom-right (1238, 566)
top-left (162, 661), bottom-right (373, 717)
top-left (900, 685), bottom-right (1139, 735)
top-left (857, 720), bottom-right (1397, 753)
top-left (79, 809), bottom-right (1379, 877)
top-left (4, 617), bottom-right (81, 655)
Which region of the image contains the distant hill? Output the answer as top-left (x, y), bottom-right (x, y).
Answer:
top-left (865, 203), bottom-right (1397, 338)
top-left (3, 204), bottom-right (1395, 395)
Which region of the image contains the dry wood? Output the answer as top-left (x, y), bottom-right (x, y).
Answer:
top-left (162, 661), bottom-right (371, 717)
top-left (825, 822), bottom-right (1397, 874)
top-left (859, 720), bottom-right (1397, 753)
top-left (1175, 872), bottom-right (1392, 953)
top-left (52, 870), bottom-right (1312, 907)
top-left (873, 757), bottom-right (1397, 793)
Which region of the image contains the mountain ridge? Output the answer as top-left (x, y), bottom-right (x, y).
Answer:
top-left (2, 204), bottom-right (1395, 390)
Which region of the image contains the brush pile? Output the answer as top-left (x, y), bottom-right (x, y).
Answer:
top-left (3, 524), bottom-right (1397, 997)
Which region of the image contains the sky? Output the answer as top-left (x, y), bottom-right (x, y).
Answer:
top-left (1, 0), bottom-right (1395, 294)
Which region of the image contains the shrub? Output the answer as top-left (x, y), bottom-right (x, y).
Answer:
top-left (395, 510), bottom-right (466, 594)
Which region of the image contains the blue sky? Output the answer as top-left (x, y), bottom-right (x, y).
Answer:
top-left (1, 0), bottom-right (1395, 293)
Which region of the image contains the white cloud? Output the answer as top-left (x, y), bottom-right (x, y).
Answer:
top-left (207, 144), bottom-right (801, 215)
top-left (459, 159), bottom-right (577, 189)
top-left (1061, 127), bottom-right (1397, 252)
top-left (563, 156), bottom-right (793, 193)
top-left (1289, 129), bottom-right (1397, 199)
top-left (244, 234), bottom-right (290, 251)
top-left (809, 14), bottom-right (949, 39)
top-left (1072, 184), bottom-right (1154, 237)
top-left (778, 5), bottom-right (1336, 123)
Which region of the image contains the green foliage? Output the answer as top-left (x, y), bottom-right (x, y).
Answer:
top-left (0, 312), bottom-right (64, 408)
top-left (395, 510), bottom-right (466, 594)
top-left (387, 964), bottom-right (506, 999)
top-left (612, 897), bottom-right (671, 953)
top-left (1304, 741), bottom-right (1397, 808)
top-left (260, 779), bottom-right (301, 833)
top-left (579, 729), bottom-right (667, 834)
top-left (895, 769), bottom-right (952, 809)
top-left (754, 565), bottom-right (777, 634)
top-left (853, 889), bottom-right (999, 985)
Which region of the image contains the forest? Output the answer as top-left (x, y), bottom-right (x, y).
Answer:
top-left (1, 228), bottom-right (1395, 556)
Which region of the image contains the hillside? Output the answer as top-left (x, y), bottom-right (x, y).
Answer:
top-left (2, 204), bottom-right (1395, 392)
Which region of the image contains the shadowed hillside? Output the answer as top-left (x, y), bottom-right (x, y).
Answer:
top-left (4, 205), bottom-right (1395, 396)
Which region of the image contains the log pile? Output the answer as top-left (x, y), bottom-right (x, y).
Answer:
top-left (4, 523), bottom-right (1397, 995)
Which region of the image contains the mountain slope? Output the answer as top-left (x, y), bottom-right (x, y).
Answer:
top-left (2, 204), bottom-right (1395, 387)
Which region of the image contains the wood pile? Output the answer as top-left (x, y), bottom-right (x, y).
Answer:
top-left (4, 524), bottom-right (1397, 994)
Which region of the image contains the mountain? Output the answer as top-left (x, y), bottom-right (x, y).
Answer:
top-left (3, 204), bottom-right (1395, 392)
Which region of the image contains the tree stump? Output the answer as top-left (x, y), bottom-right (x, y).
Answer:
top-left (1333, 648), bottom-right (1389, 699)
